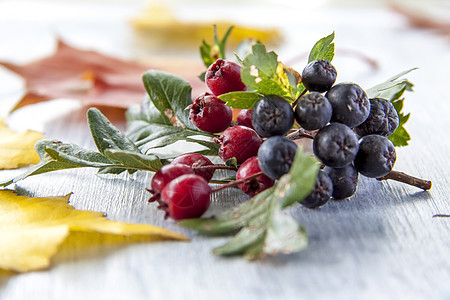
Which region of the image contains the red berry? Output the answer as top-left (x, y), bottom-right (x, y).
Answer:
top-left (160, 174), bottom-right (211, 220)
top-left (171, 153), bottom-right (215, 182)
top-left (188, 92), bottom-right (232, 133)
top-left (205, 59), bottom-right (247, 96)
top-left (149, 164), bottom-right (194, 202)
top-left (236, 156), bottom-right (275, 196)
top-left (217, 125), bottom-right (262, 164)
top-left (236, 109), bottom-right (254, 129)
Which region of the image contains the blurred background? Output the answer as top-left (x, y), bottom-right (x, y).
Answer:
top-left (0, 0), bottom-right (449, 125)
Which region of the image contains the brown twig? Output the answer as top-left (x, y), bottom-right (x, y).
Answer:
top-left (377, 170), bottom-right (432, 191)
top-left (286, 128), bottom-right (316, 140)
top-left (192, 164), bottom-right (237, 171)
top-left (211, 171), bottom-right (264, 192)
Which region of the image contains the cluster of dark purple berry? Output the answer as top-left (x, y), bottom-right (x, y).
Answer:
top-left (148, 57), bottom-right (400, 219)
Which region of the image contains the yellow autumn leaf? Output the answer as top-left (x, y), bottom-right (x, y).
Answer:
top-left (131, 3), bottom-right (282, 49)
top-left (0, 119), bottom-right (43, 169)
top-left (0, 190), bottom-right (188, 272)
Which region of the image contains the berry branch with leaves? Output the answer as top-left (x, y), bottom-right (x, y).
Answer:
top-left (1, 28), bottom-right (432, 260)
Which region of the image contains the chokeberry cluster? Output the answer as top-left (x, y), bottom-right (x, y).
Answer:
top-left (148, 56), bottom-right (404, 219)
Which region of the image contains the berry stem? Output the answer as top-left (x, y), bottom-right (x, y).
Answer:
top-left (286, 128), bottom-right (316, 140)
top-left (211, 171), bottom-right (264, 192)
top-left (192, 164), bottom-right (237, 171)
top-left (433, 214), bottom-right (450, 218)
top-left (377, 170), bottom-right (432, 190)
top-left (291, 89), bottom-right (308, 108)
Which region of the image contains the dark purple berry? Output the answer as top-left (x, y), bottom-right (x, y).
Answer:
top-left (171, 153), bottom-right (215, 182)
top-left (160, 174), bottom-right (211, 220)
top-left (236, 109), bottom-right (254, 129)
top-left (294, 92), bottom-right (332, 130)
top-left (325, 83), bottom-right (370, 127)
top-left (236, 156), bottom-right (275, 196)
top-left (324, 164), bottom-right (359, 200)
top-left (354, 135), bottom-right (396, 178)
top-left (217, 125), bottom-right (262, 164)
top-left (257, 136), bottom-right (298, 180)
top-left (251, 95), bottom-right (294, 137)
top-left (301, 60), bottom-right (337, 92)
top-left (188, 92), bottom-right (232, 133)
top-left (300, 170), bottom-right (333, 208)
top-left (354, 98), bottom-right (399, 137)
top-left (313, 123), bottom-right (359, 168)
top-left (205, 59), bottom-right (247, 96)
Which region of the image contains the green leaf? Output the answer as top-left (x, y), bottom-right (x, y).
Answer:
top-left (126, 95), bottom-right (171, 126)
top-left (1, 140), bottom-right (117, 187)
top-left (142, 70), bottom-right (197, 130)
top-left (366, 68), bottom-right (416, 147)
top-left (308, 32), bottom-right (335, 63)
top-left (388, 111), bottom-right (411, 147)
top-left (219, 91), bottom-right (263, 109)
top-left (200, 40), bottom-right (214, 68)
top-left (179, 148), bottom-right (319, 259)
top-left (199, 25), bottom-right (234, 68)
top-left (87, 108), bottom-right (141, 155)
top-left (366, 68), bottom-right (416, 99)
top-left (103, 149), bottom-right (163, 172)
top-left (242, 43), bottom-right (278, 80)
top-left (126, 120), bottom-right (217, 156)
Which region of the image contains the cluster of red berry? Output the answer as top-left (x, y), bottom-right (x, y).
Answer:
top-left (148, 59), bottom-right (274, 220)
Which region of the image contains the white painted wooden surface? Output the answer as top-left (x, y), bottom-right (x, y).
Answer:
top-left (0, 1), bottom-right (449, 299)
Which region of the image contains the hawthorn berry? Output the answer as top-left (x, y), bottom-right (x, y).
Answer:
top-left (188, 92), bottom-right (232, 133)
top-left (236, 109), bottom-right (254, 129)
top-left (171, 153), bottom-right (215, 182)
top-left (148, 164), bottom-right (195, 202)
top-left (236, 156), bottom-right (274, 196)
top-left (160, 174), bottom-right (211, 220)
top-left (217, 125), bottom-right (262, 164)
top-left (205, 59), bottom-right (247, 96)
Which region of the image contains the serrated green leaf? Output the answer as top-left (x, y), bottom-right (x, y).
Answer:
top-left (0, 160), bottom-right (75, 187)
top-left (0, 140), bottom-right (118, 187)
top-left (219, 91), bottom-right (263, 109)
top-left (254, 77), bottom-right (290, 97)
top-left (243, 43), bottom-right (278, 78)
top-left (308, 32), bottom-right (335, 63)
top-left (263, 211), bottom-right (308, 256)
top-left (44, 146), bottom-right (113, 168)
top-left (142, 70), bottom-right (197, 130)
top-left (388, 112), bottom-right (411, 147)
top-left (213, 215), bottom-right (267, 256)
top-left (179, 188), bottom-right (273, 235)
top-left (179, 148), bottom-right (318, 259)
top-left (126, 105), bottom-right (217, 157)
top-left (366, 69), bottom-right (416, 147)
top-left (126, 95), bottom-right (171, 126)
top-left (279, 148), bottom-right (320, 207)
top-left (366, 68), bottom-right (417, 99)
top-left (103, 149), bottom-right (163, 172)
top-left (88, 108), bottom-right (141, 155)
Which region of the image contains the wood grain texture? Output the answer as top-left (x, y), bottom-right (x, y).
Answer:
top-left (1, 3), bottom-right (450, 300)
